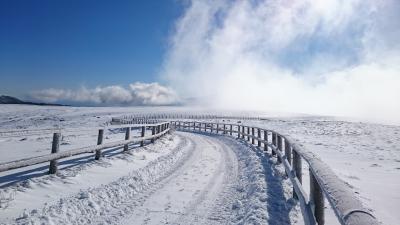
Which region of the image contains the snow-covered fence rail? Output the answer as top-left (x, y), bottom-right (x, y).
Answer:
top-left (172, 121), bottom-right (379, 225)
top-left (0, 123), bottom-right (164, 138)
top-left (111, 113), bottom-right (262, 125)
top-left (0, 122), bottom-right (171, 174)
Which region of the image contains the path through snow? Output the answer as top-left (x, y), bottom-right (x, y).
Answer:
top-left (118, 132), bottom-right (238, 225)
top-left (1, 131), bottom-right (301, 225)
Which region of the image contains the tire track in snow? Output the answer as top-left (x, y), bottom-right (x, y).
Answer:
top-left (119, 132), bottom-right (239, 225)
top-left (9, 134), bottom-right (193, 225)
top-left (87, 133), bottom-right (199, 225)
top-left (170, 135), bottom-right (239, 225)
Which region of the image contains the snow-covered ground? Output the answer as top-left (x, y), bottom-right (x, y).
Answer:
top-left (246, 118), bottom-right (400, 225)
top-left (0, 105), bottom-right (399, 224)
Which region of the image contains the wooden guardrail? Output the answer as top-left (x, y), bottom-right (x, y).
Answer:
top-left (0, 123), bottom-right (166, 138)
top-left (172, 120), bottom-right (379, 225)
top-left (0, 122), bottom-right (171, 174)
top-left (111, 113), bottom-right (262, 125)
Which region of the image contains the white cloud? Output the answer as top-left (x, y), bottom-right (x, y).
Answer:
top-left (161, 0), bottom-right (400, 124)
top-left (128, 82), bottom-right (180, 105)
top-left (31, 82), bottom-right (180, 106)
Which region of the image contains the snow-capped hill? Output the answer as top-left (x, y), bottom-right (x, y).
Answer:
top-left (0, 95), bottom-right (66, 106)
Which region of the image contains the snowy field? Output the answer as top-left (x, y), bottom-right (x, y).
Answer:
top-left (247, 119), bottom-right (400, 225)
top-left (0, 105), bottom-right (399, 224)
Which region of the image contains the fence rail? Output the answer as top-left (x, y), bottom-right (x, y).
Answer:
top-left (0, 123), bottom-right (165, 138)
top-left (111, 113), bottom-right (263, 125)
top-left (0, 122), bottom-right (171, 174)
top-left (171, 120), bottom-right (379, 225)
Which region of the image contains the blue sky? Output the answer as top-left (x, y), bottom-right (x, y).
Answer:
top-left (0, 0), bottom-right (182, 98)
top-left (1, 0), bottom-right (399, 124)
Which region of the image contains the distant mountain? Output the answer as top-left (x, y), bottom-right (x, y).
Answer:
top-left (0, 95), bottom-right (68, 106)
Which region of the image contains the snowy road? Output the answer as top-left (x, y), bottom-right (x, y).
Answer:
top-left (119, 132), bottom-right (239, 225)
top-left (1, 131), bottom-right (300, 225)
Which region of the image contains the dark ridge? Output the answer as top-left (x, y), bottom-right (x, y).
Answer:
top-left (0, 95), bottom-right (68, 106)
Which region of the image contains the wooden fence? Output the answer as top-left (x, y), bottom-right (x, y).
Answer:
top-left (111, 113), bottom-right (263, 125)
top-left (172, 120), bottom-right (379, 225)
top-left (0, 122), bottom-right (171, 174)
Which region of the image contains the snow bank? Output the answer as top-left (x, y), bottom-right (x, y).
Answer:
top-left (0, 134), bottom-right (191, 224)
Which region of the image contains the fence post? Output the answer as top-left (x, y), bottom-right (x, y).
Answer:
top-left (310, 170), bottom-right (325, 225)
top-left (230, 124), bottom-right (233, 135)
top-left (49, 132), bottom-right (61, 174)
top-left (242, 126), bottom-right (245, 139)
top-left (257, 129), bottom-right (261, 147)
top-left (140, 126), bottom-right (145, 146)
top-left (193, 122), bottom-right (196, 130)
top-left (251, 127), bottom-right (255, 144)
top-left (151, 125), bottom-right (155, 143)
top-left (293, 149), bottom-right (302, 199)
top-left (247, 127), bottom-right (250, 141)
top-left (211, 123), bottom-right (213, 133)
top-left (124, 127), bottom-right (131, 151)
top-left (95, 129), bottom-right (104, 160)
top-left (277, 135), bottom-right (282, 163)
top-left (272, 132), bottom-right (277, 156)
top-left (264, 130), bottom-right (268, 151)
top-left (237, 125), bottom-right (241, 138)
top-left (223, 124), bottom-right (226, 134)
top-left (285, 139), bottom-right (292, 165)
top-left (204, 123), bottom-right (207, 132)
top-left (216, 124), bottom-right (219, 134)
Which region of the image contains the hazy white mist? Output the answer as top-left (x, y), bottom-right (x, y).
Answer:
top-left (161, 0), bottom-right (400, 124)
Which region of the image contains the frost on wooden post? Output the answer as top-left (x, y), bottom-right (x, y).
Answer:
top-left (49, 132), bottom-right (60, 174)
top-left (124, 127), bottom-right (130, 151)
top-left (140, 126), bottom-right (145, 147)
top-left (263, 130), bottom-right (268, 152)
top-left (95, 129), bottom-right (104, 160)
